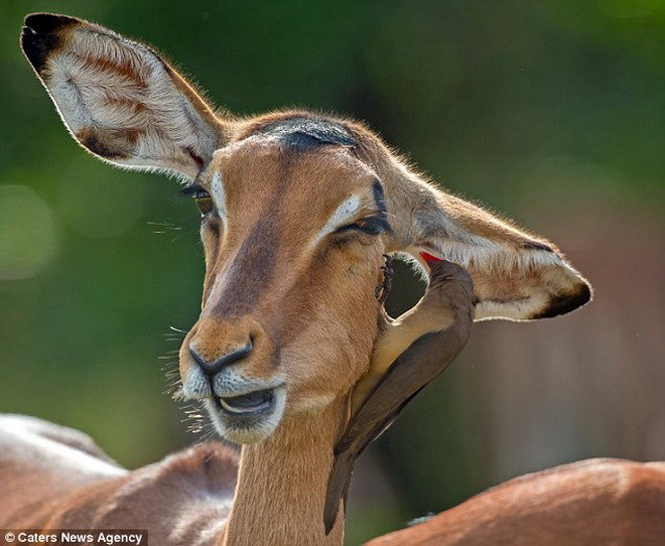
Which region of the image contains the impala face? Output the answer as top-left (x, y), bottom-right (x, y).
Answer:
top-left (178, 127), bottom-right (390, 442)
top-left (21, 13), bottom-right (591, 445)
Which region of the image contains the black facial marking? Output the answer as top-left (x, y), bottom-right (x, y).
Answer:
top-left (523, 241), bottom-right (554, 253)
top-left (334, 215), bottom-right (390, 237)
top-left (256, 117), bottom-right (357, 148)
top-left (372, 180), bottom-right (385, 212)
top-left (371, 179), bottom-right (392, 234)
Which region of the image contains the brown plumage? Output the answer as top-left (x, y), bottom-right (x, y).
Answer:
top-left (324, 260), bottom-right (474, 533)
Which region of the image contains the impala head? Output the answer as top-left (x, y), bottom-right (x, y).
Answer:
top-left (179, 135), bottom-right (388, 443)
top-left (22, 13), bottom-right (591, 444)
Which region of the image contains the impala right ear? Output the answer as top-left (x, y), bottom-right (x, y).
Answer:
top-left (21, 13), bottom-right (227, 180)
top-left (388, 171), bottom-right (592, 321)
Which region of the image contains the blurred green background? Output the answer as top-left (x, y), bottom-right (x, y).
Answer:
top-left (1, 1), bottom-right (664, 544)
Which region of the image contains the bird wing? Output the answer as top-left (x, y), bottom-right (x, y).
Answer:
top-left (324, 313), bottom-right (473, 533)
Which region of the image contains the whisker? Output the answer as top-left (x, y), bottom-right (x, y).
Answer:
top-left (147, 221), bottom-right (183, 235)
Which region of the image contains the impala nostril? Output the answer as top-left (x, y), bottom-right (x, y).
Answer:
top-left (189, 338), bottom-right (254, 377)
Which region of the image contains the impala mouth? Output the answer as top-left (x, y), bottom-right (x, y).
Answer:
top-left (205, 384), bottom-right (287, 444)
top-left (217, 388), bottom-right (275, 415)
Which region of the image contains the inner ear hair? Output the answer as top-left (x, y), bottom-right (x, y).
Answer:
top-left (21, 12), bottom-right (227, 180)
top-left (384, 173), bottom-right (591, 321)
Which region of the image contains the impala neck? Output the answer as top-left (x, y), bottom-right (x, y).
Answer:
top-left (221, 398), bottom-right (347, 546)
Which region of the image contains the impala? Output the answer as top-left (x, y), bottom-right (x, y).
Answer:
top-left (3, 12), bottom-right (662, 546)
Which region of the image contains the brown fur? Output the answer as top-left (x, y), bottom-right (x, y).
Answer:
top-left (81, 53), bottom-right (149, 88)
top-left (367, 459), bottom-right (665, 546)
top-left (3, 418), bottom-right (665, 545)
top-left (10, 12), bottom-right (615, 546)
top-left (0, 416), bottom-right (236, 545)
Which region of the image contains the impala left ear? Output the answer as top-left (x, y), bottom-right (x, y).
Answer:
top-left (21, 13), bottom-right (227, 181)
top-left (397, 184), bottom-right (591, 321)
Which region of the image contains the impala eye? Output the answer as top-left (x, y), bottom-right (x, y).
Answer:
top-left (194, 190), bottom-right (213, 216)
top-left (179, 183), bottom-right (214, 217)
top-left (335, 215), bottom-right (390, 236)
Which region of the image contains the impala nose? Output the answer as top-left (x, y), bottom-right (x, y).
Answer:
top-left (189, 338), bottom-right (254, 378)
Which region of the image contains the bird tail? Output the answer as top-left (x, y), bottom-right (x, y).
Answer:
top-left (324, 450), bottom-right (355, 535)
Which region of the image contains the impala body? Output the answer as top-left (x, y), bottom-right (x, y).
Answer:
top-left (3, 11), bottom-right (661, 546)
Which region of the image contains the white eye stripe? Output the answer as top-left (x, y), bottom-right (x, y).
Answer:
top-left (310, 195), bottom-right (362, 247)
top-left (210, 171), bottom-right (227, 220)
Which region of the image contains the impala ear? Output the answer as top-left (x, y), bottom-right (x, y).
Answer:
top-left (396, 182), bottom-right (591, 321)
top-left (21, 13), bottom-right (227, 180)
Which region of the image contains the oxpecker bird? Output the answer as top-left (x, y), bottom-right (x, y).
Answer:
top-left (324, 258), bottom-right (474, 533)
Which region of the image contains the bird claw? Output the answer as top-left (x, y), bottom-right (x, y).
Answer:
top-left (375, 254), bottom-right (394, 305)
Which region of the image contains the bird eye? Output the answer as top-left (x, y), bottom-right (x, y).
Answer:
top-left (194, 190), bottom-right (213, 216)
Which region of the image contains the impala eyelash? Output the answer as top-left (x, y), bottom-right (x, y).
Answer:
top-left (178, 181), bottom-right (205, 197)
top-left (335, 214), bottom-right (392, 236)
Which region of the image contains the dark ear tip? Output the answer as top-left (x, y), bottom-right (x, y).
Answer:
top-left (574, 281), bottom-right (593, 310)
top-left (533, 281), bottom-right (592, 319)
top-left (21, 13), bottom-right (78, 73)
top-left (24, 13), bottom-right (77, 34)
top-left (21, 24), bottom-right (47, 72)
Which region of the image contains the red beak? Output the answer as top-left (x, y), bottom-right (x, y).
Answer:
top-left (420, 251), bottom-right (442, 264)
